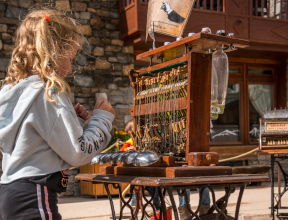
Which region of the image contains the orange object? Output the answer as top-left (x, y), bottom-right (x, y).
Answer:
top-left (150, 207), bottom-right (172, 220)
top-left (119, 142), bottom-right (131, 151)
top-left (42, 15), bottom-right (50, 23)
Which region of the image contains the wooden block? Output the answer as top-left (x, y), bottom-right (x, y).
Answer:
top-left (187, 152), bottom-right (219, 166)
top-left (232, 165), bottom-right (271, 175)
top-left (99, 166), bottom-right (115, 174)
top-left (166, 166), bottom-right (232, 177)
top-left (100, 166), bottom-right (232, 177)
top-left (115, 167), bottom-right (167, 177)
top-left (148, 156), bottom-right (176, 167)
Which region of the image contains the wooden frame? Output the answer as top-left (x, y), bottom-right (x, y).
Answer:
top-left (210, 58), bottom-right (287, 150)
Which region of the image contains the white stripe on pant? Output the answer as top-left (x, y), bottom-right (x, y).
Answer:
top-left (36, 184), bottom-right (46, 220)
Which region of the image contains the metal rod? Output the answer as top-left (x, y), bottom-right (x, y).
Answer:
top-left (278, 156), bottom-right (281, 208)
top-left (271, 154), bottom-right (275, 219)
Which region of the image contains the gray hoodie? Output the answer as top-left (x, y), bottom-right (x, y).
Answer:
top-left (0, 75), bottom-right (115, 183)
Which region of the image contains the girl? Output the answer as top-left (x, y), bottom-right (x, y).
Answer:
top-left (0, 8), bottom-right (115, 220)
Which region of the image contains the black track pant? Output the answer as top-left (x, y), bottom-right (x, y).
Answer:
top-left (0, 180), bottom-right (61, 220)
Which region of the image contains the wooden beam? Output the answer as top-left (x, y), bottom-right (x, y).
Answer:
top-left (138, 56), bottom-right (187, 74)
top-left (286, 0), bottom-right (288, 19)
top-left (228, 57), bottom-right (282, 64)
top-left (196, 0), bottom-right (200, 9)
top-left (274, 0), bottom-right (276, 18)
top-left (280, 0), bottom-right (282, 19)
top-left (261, 0), bottom-right (264, 17)
top-left (186, 53), bottom-right (211, 155)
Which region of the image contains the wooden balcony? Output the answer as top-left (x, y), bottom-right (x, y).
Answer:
top-left (119, 0), bottom-right (288, 58)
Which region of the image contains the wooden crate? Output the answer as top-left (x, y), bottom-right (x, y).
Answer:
top-left (79, 163), bottom-right (129, 197)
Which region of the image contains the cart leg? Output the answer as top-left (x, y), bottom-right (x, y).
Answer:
top-left (104, 183), bottom-right (116, 220)
top-left (158, 187), bottom-right (168, 220)
top-left (166, 186), bottom-right (179, 220)
top-left (234, 185), bottom-right (245, 220)
top-left (271, 154), bottom-right (275, 219)
top-left (141, 187), bottom-right (158, 220)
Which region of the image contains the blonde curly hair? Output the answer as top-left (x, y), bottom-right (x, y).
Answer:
top-left (5, 8), bottom-right (83, 102)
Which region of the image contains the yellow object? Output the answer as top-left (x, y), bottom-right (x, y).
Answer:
top-left (126, 138), bottom-right (134, 145)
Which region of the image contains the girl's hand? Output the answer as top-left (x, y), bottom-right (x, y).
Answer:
top-left (74, 103), bottom-right (90, 121)
top-left (94, 99), bottom-right (115, 115)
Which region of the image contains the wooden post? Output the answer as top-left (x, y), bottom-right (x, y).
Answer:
top-left (186, 52), bottom-right (218, 166)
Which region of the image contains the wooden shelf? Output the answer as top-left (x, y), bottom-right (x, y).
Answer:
top-left (136, 33), bottom-right (249, 63)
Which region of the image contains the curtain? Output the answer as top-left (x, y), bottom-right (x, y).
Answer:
top-left (248, 84), bottom-right (273, 117)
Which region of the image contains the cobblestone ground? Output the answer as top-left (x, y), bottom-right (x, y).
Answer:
top-left (241, 215), bottom-right (272, 220)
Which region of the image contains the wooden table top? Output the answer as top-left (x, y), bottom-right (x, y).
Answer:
top-left (76, 173), bottom-right (268, 187)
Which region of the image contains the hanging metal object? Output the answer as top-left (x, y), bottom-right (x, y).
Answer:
top-left (98, 152), bottom-right (114, 165)
top-left (109, 151), bottom-right (126, 165)
top-left (133, 151), bottom-right (159, 167)
top-left (120, 151), bottom-right (139, 165)
top-left (90, 153), bottom-right (104, 165)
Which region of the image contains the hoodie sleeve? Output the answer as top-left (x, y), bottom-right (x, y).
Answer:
top-left (47, 94), bottom-right (115, 167)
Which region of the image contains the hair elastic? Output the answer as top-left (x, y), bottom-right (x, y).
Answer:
top-left (42, 15), bottom-right (50, 23)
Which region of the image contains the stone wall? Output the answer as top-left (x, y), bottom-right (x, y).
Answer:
top-left (0, 0), bottom-right (134, 196)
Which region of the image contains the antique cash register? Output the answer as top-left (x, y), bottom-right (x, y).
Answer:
top-left (258, 109), bottom-right (288, 220)
top-left (259, 109), bottom-right (288, 152)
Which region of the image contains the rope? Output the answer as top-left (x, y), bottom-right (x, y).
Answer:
top-left (101, 140), bottom-right (124, 153)
top-left (122, 184), bottom-right (130, 198)
top-left (218, 148), bottom-right (258, 162)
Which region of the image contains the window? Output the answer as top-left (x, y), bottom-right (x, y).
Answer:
top-left (248, 84), bottom-right (274, 142)
top-left (211, 84), bottom-right (241, 143)
top-left (210, 61), bottom-right (282, 146)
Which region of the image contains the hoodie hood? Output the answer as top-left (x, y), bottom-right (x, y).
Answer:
top-left (0, 75), bottom-right (44, 153)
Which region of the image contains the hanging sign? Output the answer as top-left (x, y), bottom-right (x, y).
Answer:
top-left (146, 0), bottom-right (195, 42)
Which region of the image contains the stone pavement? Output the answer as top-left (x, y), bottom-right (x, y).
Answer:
top-left (58, 181), bottom-right (285, 220)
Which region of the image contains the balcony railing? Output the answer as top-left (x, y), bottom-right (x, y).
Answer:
top-left (253, 0), bottom-right (288, 19)
top-left (121, 0), bottom-right (135, 9)
top-left (120, 0), bottom-right (224, 11)
top-left (194, 0), bottom-right (224, 12)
